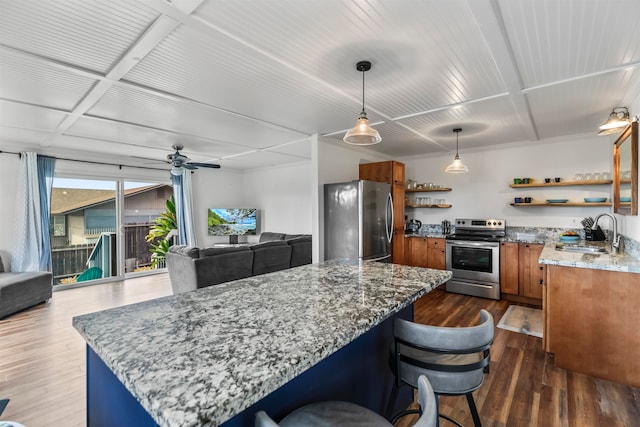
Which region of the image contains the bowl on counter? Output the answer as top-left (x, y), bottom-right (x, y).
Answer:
top-left (559, 235), bottom-right (580, 242)
top-left (584, 197), bottom-right (607, 203)
top-left (546, 199), bottom-right (568, 203)
top-left (620, 197), bottom-right (631, 202)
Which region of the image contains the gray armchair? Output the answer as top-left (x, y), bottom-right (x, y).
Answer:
top-left (0, 256), bottom-right (52, 319)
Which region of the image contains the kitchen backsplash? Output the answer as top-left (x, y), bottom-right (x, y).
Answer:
top-left (416, 223), bottom-right (639, 259)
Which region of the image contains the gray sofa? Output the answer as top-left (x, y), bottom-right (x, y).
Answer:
top-left (0, 257), bottom-right (53, 319)
top-left (167, 233), bottom-right (312, 294)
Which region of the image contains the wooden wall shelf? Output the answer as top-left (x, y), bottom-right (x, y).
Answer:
top-left (406, 187), bottom-right (452, 193)
top-left (509, 180), bottom-right (612, 188)
top-left (510, 202), bottom-right (612, 207)
top-left (406, 204), bottom-right (452, 209)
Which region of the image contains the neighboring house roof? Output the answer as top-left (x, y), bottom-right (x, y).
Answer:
top-left (52, 184), bottom-right (171, 215)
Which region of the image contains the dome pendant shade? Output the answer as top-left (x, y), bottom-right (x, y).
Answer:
top-left (343, 110), bottom-right (382, 145)
top-left (599, 107), bottom-right (630, 131)
top-left (343, 60), bottom-right (381, 145)
top-left (445, 128), bottom-right (469, 173)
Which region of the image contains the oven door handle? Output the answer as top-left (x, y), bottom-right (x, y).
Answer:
top-left (446, 240), bottom-right (500, 248)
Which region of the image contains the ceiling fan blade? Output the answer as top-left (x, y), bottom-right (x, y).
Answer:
top-left (187, 162), bottom-right (221, 169)
top-left (183, 163), bottom-right (198, 170)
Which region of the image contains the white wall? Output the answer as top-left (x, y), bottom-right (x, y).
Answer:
top-left (400, 133), bottom-right (620, 233)
top-left (243, 161), bottom-right (313, 236)
top-left (190, 168), bottom-right (246, 247)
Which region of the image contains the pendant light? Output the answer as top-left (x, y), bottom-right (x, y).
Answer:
top-left (598, 107), bottom-right (630, 135)
top-left (343, 60), bottom-right (381, 145)
top-left (445, 128), bottom-right (469, 174)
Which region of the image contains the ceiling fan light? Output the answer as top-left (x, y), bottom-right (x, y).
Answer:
top-left (445, 156), bottom-right (469, 173)
top-left (170, 165), bottom-right (184, 176)
top-left (343, 114), bottom-right (382, 145)
top-left (599, 107), bottom-right (630, 130)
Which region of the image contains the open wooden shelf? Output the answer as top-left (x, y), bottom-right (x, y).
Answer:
top-left (406, 187), bottom-right (452, 192)
top-left (406, 204), bottom-right (452, 208)
top-left (509, 180), bottom-right (612, 188)
top-left (510, 202), bottom-right (612, 207)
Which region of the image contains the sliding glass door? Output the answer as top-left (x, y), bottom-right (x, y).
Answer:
top-left (50, 178), bottom-right (117, 287)
top-left (50, 177), bottom-right (172, 288)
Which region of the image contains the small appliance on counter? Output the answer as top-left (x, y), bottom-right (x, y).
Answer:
top-left (441, 220), bottom-right (452, 236)
top-left (405, 218), bottom-right (422, 234)
top-left (581, 217), bottom-right (606, 241)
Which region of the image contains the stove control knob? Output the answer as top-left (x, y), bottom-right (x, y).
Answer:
top-left (498, 221), bottom-right (502, 226)
top-left (492, 221), bottom-right (497, 225)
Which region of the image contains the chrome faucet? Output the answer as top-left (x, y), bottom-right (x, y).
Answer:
top-left (592, 213), bottom-right (621, 253)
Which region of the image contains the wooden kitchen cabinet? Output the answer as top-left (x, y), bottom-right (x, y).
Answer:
top-left (359, 161), bottom-right (405, 264)
top-left (519, 243), bottom-right (544, 299)
top-left (407, 237), bottom-right (429, 267)
top-left (427, 237), bottom-right (446, 270)
top-left (406, 237), bottom-right (445, 269)
top-left (499, 241), bottom-right (544, 305)
top-left (499, 242), bottom-right (519, 294)
top-left (545, 265), bottom-right (640, 387)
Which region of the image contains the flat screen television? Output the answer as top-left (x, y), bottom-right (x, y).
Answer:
top-left (207, 208), bottom-right (258, 236)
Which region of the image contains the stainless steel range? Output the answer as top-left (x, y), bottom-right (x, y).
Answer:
top-left (445, 218), bottom-right (505, 300)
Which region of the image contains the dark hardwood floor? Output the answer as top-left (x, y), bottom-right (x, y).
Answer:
top-left (1, 276), bottom-right (638, 426)
top-left (407, 288), bottom-right (640, 427)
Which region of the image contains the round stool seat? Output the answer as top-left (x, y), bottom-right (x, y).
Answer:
top-left (279, 401), bottom-right (391, 427)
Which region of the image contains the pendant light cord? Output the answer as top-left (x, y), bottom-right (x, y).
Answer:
top-left (360, 68), bottom-right (366, 115)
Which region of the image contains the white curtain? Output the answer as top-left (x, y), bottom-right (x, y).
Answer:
top-left (171, 170), bottom-right (197, 246)
top-left (12, 152), bottom-right (55, 272)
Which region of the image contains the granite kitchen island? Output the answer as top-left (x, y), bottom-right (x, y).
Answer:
top-left (73, 259), bottom-right (452, 427)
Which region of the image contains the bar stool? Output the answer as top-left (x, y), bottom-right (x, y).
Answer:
top-left (255, 375), bottom-right (437, 427)
top-left (386, 309), bottom-right (494, 427)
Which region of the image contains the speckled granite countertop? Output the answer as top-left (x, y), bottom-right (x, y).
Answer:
top-left (73, 259), bottom-right (452, 427)
top-left (539, 241), bottom-right (640, 273)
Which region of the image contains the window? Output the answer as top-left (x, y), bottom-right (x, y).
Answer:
top-left (50, 215), bottom-right (66, 236)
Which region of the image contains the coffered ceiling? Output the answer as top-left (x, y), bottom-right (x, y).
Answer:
top-left (1, 0), bottom-right (640, 171)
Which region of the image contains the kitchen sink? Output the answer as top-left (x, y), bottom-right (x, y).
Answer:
top-left (555, 244), bottom-right (608, 254)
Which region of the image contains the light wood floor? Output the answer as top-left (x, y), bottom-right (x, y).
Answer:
top-left (1, 277), bottom-right (638, 426)
top-left (0, 274), bottom-right (173, 426)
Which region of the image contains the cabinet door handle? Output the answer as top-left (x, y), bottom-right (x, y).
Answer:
top-left (539, 266), bottom-right (544, 271)
top-left (525, 244), bottom-right (530, 248)
top-left (539, 279), bottom-right (544, 285)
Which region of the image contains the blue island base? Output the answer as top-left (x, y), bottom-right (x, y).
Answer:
top-left (86, 305), bottom-right (413, 426)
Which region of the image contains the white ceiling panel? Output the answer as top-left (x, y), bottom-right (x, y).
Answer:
top-left (123, 25), bottom-right (358, 136)
top-left (217, 150), bottom-right (309, 170)
top-left (267, 140), bottom-right (312, 160)
top-left (527, 69), bottom-right (640, 139)
top-left (1, 1), bottom-right (639, 170)
top-left (0, 100), bottom-right (68, 132)
top-left (500, 0), bottom-right (640, 88)
top-left (0, 126), bottom-right (50, 146)
top-left (88, 85), bottom-right (309, 148)
top-left (0, 48), bottom-right (98, 110)
top-left (0, 0), bottom-right (159, 74)
top-left (395, 96), bottom-right (531, 150)
top-left (64, 116), bottom-right (249, 159)
top-left (194, 0), bottom-right (507, 119)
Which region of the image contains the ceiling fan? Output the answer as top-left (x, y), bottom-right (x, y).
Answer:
top-left (159, 145), bottom-right (221, 176)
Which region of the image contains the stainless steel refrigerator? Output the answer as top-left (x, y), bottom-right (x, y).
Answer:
top-left (324, 180), bottom-right (393, 261)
